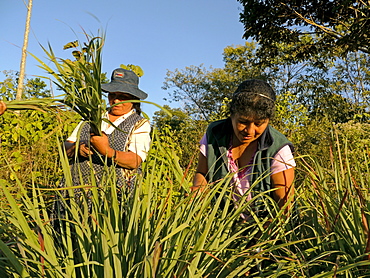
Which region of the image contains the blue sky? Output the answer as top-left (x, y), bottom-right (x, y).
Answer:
top-left (0, 0), bottom-right (246, 118)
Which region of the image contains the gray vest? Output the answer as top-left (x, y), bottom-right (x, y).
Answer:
top-left (205, 118), bottom-right (294, 215)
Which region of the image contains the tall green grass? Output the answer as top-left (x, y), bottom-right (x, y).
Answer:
top-left (0, 127), bottom-right (369, 277)
top-left (291, 130), bottom-right (370, 277)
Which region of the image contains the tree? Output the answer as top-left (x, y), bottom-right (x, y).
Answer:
top-left (161, 41), bottom-right (370, 157)
top-left (152, 105), bottom-right (207, 170)
top-left (237, 0), bottom-right (370, 59)
top-left (16, 0), bottom-right (33, 100)
top-left (0, 70), bottom-right (51, 100)
top-left (163, 41), bottom-right (367, 123)
top-left (162, 42), bottom-right (271, 120)
top-left (153, 105), bottom-right (192, 132)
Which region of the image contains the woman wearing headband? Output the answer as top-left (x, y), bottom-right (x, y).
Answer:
top-left (191, 79), bottom-right (295, 218)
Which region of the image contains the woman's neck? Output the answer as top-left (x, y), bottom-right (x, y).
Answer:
top-left (231, 138), bottom-right (257, 167)
top-left (108, 110), bottom-right (133, 122)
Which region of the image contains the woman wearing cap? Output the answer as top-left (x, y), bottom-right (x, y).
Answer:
top-left (191, 79), bottom-right (295, 218)
top-left (64, 68), bottom-right (151, 190)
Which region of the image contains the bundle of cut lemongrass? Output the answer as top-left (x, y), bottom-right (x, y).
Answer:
top-left (30, 30), bottom-right (106, 136)
top-left (4, 98), bottom-right (58, 112)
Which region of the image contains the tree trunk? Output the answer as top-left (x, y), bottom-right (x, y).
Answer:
top-left (16, 0), bottom-right (33, 100)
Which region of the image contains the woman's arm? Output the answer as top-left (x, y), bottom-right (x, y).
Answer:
top-left (191, 153), bottom-right (208, 193)
top-left (271, 167), bottom-right (295, 210)
top-left (114, 150), bottom-right (142, 169)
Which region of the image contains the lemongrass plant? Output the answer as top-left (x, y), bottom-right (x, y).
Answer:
top-left (291, 129), bottom-right (370, 276)
top-left (1, 125), bottom-right (370, 277)
top-left (30, 30), bottom-right (106, 135)
top-left (0, 127), bottom-right (302, 277)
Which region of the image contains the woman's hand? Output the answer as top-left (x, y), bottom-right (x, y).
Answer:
top-left (65, 140), bottom-right (93, 158)
top-left (90, 132), bottom-right (114, 157)
top-left (90, 132), bottom-right (142, 169)
top-left (0, 101), bottom-right (6, 115)
top-left (78, 141), bottom-right (93, 157)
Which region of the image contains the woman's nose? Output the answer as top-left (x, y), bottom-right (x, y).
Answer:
top-left (244, 124), bottom-right (255, 135)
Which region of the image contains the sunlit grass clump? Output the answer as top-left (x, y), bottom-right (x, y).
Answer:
top-left (0, 128), bottom-right (369, 277)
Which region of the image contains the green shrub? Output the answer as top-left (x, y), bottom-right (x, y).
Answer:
top-left (0, 109), bottom-right (79, 186)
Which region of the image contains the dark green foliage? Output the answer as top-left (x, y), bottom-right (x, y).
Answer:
top-left (237, 0), bottom-right (370, 59)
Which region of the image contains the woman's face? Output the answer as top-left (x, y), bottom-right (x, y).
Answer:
top-left (231, 113), bottom-right (269, 145)
top-left (108, 92), bottom-right (134, 116)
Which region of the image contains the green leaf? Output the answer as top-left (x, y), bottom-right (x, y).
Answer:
top-left (63, 40), bottom-right (79, 50)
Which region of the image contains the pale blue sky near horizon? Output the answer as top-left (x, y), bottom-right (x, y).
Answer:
top-left (0, 0), bottom-right (246, 118)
